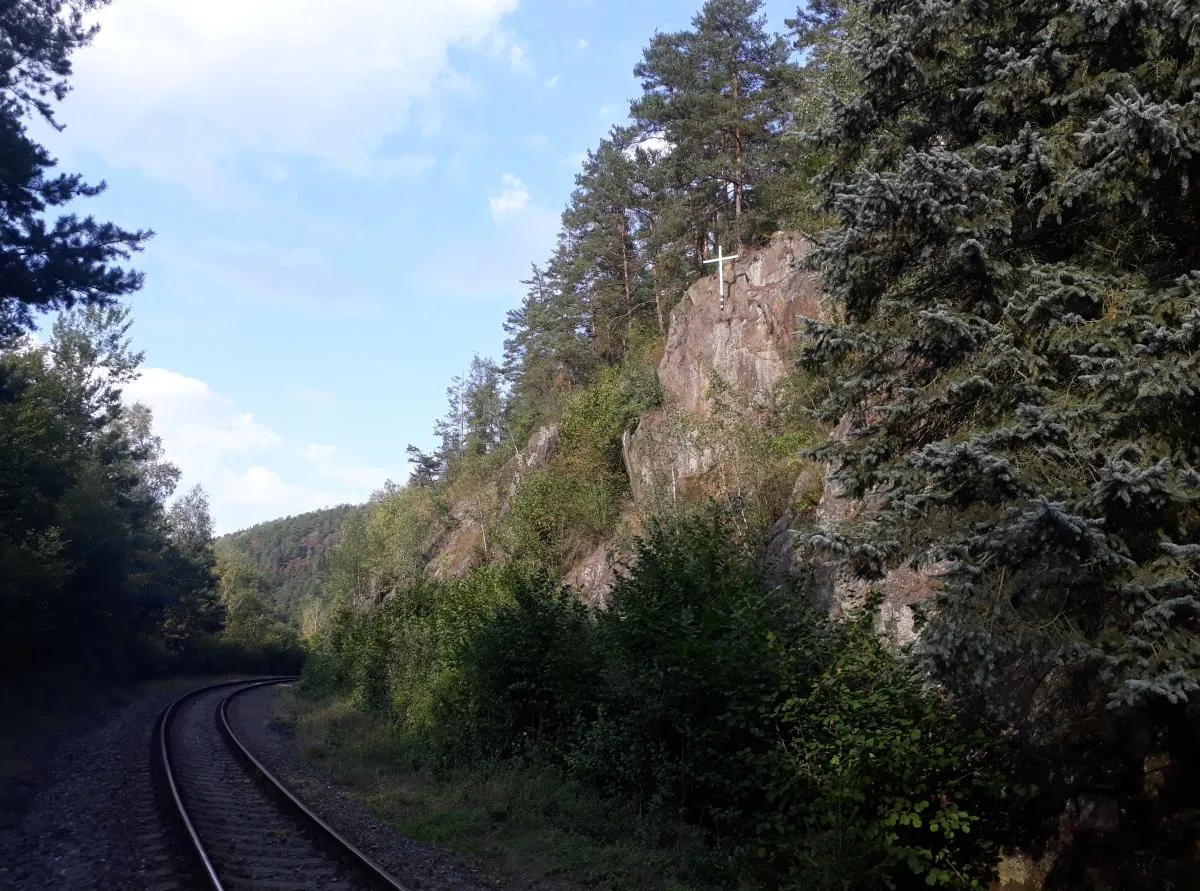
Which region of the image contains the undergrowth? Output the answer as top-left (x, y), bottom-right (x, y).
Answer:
top-left (301, 507), bottom-right (1034, 889)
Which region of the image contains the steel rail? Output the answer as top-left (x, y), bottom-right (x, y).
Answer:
top-left (155, 679), bottom-right (262, 891)
top-left (219, 679), bottom-right (408, 891)
top-left (157, 677), bottom-right (407, 891)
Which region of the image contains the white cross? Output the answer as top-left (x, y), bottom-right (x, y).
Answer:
top-left (703, 243), bottom-right (739, 311)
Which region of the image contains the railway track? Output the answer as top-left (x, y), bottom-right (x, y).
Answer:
top-left (156, 679), bottom-right (407, 891)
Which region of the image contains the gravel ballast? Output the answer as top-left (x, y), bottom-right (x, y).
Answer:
top-left (0, 678), bottom-right (499, 890)
top-left (0, 680), bottom-right (201, 891)
top-left (225, 682), bottom-right (496, 891)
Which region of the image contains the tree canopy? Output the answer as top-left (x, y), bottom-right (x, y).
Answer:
top-left (0, 0), bottom-right (151, 343)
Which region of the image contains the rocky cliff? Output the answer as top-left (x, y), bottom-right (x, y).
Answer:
top-left (425, 230), bottom-right (937, 632)
top-left (621, 231), bottom-right (938, 639)
top-left (656, 231), bottom-right (821, 415)
top-left (425, 424), bottom-right (561, 581)
top-left (623, 232), bottom-right (821, 509)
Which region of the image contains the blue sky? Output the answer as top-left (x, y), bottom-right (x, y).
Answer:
top-left (45, 0), bottom-right (801, 533)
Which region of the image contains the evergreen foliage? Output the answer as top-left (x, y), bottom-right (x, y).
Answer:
top-left (802, 0), bottom-right (1200, 720)
top-left (631, 0), bottom-right (799, 250)
top-left (0, 309), bottom-right (217, 673)
top-left (797, 0), bottom-right (1200, 881)
top-left (0, 4), bottom-right (295, 679)
top-left (500, 0), bottom-right (808, 424)
top-left (0, 0), bottom-right (151, 342)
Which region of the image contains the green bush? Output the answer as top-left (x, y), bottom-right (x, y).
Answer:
top-left (580, 508), bottom-right (1025, 888)
top-left (438, 572), bottom-right (599, 757)
top-left (505, 359), bottom-right (660, 571)
top-left (303, 507), bottom-right (1027, 888)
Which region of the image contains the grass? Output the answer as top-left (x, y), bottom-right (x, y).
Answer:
top-left (273, 689), bottom-right (721, 891)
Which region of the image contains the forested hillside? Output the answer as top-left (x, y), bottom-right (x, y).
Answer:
top-left (4, 0), bottom-right (1196, 886)
top-left (0, 0), bottom-right (299, 678)
top-left (298, 1), bottom-right (1200, 888)
top-left (219, 505), bottom-right (356, 624)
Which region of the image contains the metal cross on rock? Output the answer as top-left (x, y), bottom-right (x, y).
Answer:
top-left (703, 243), bottom-right (739, 311)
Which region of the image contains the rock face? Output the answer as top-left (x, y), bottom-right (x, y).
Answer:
top-left (620, 230), bottom-right (936, 639)
top-left (622, 412), bottom-right (715, 509)
top-left (498, 424), bottom-right (560, 504)
top-left (623, 233), bottom-right (823, 513)
top-left (426, 496), bottom-right (486, 581)
top-left (563, 234), bottom-right (824, 604)
top-left (807, 470), bottom-right (940, 647)
top-left (426, 231), bottom-right (937, 631)
top-left (763, 418), bottom-right (939, 645)
top-left (563, 541), bottom-right (620, 608)
top-left (426, 425), bottom-right (560, 581)
top-left (657, 231), bottom-right (821, 415)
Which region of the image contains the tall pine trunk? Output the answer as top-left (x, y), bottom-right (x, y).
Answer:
top-left (732, 67), bottom-right (743, 235)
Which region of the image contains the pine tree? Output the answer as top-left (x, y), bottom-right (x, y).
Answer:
top-left (502, 259), bottom-right (596, 430)
top-left (0, 0), bottom-right (151, 342)
top-left (755, 0), bottom-right (865, 231)
top-left (406, 444), bottom-right (444, 487)
top-left (558, 128), bottom-right (653, 359)
top-left (800, 0), bottom-right (1200, 796)
top-left (462, 355), bottom-right (506, 455)
top-left (433, 372), bottom-right (467, 463)
top-left (630, 0), bottom-right (799, 254)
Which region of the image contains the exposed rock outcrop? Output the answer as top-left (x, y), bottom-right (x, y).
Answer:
top-left (426, 495), bottom-right (487, 581)
top-left (656, 231), bottom-right (821, 415)
top-left (621, 230), bottom-right (938, 638)
top-left (564, 542), bottom-right (620, 608)
top-left (424, 231), bottom-right (938, 630)
top-left (498, 424), bottom-right (559, 509)
top-left (426, 425), bottom-right (560, 581)
top-left (764, 421), bottom-right (940, 645)
top-left (622, 412), bottom-right (715, 509)
top-left (623, 233), bottom-right (822, 514)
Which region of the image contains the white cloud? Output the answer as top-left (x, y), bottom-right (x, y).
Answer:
top-left (124, 368), bottom-right (385, 533)
top-left (56, 0), bottom-right (520, 186)
top-left (508, 44), bottom-right (530, 72)
top-left (627, 133), bottom-right (674, 157)
top-left (220, 466), bottom-right (351, 519)
top-left (125, 369), bottom-right (281, 461)
top-left (302, 444), bottom-right (337, 463)
top-left (489, 173), bottom-right (531, 218)
top-left (597, 102), bottom-right (621, 119)
top-left (576, 38), bottom-right (589, 50)
top-left (524, 132), bottom-right (549, 149)
top-left (484, 28), bottom-right (533, 74)
top-left (542, 75), bottom-right (559, 90)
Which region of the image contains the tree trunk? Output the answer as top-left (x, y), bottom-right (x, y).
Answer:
top-left (619, 211), bottom-right (633, 316)
top-left (732, 67), bottom-right (744, 233)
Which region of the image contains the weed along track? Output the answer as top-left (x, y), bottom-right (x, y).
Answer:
top-left (157, 679), bottom-right (408, 891)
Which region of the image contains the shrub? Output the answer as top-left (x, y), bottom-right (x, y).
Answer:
top-left (303, 506), bottom-right (1026, 887)
top-left (438, 572), bottom-right (599, 757)
top-left (504, 359), bottom-right (660, 571)
top-left (577, 507), bottom-right (1024, 888)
